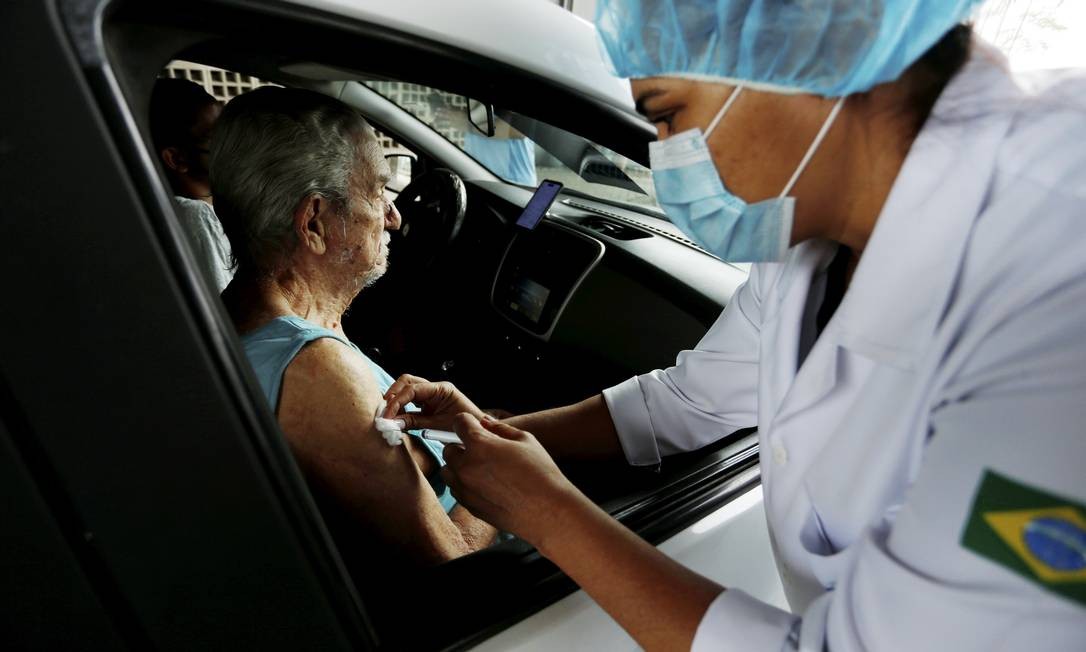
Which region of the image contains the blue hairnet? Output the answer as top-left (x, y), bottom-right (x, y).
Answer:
top-left (595, 0), bottom-right (983, 96)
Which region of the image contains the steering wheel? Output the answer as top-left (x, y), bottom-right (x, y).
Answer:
top-left (391, 168), bottom-right (467, 271)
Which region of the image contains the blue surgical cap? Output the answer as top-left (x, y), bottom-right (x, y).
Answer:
top-left (595, 0), bottom-right (983, 96)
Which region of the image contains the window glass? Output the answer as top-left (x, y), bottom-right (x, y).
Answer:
top-left (162, 60), bottom-right (277, 102)
top-left (364, 81), bottom-right (659, 210)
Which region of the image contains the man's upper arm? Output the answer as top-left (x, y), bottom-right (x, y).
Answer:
top-left (277, 337), bottom-right (468, 564)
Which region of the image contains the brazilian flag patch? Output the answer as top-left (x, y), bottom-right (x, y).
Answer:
top-left (962, 470), bottom-right (1086, 606)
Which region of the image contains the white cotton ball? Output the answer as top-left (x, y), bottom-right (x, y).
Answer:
top-left (374, 399), bottom-right (406, 446)
top-left (375, 417), bottom-right (407, 432)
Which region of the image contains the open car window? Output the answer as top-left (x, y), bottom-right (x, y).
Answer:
top-left (51, 2), bottom-right (758, 648)
top-left (363, 80), bottom-right (660, 209)
top-left (162, 60), bottom-right (278, 100)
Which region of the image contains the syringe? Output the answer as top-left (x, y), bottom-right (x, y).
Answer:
top-left (374, 400), bottom-right (463, 446)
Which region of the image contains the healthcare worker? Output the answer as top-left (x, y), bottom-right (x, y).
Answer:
top-left (462, 103), bottom-right (538, 186)
top-left (384, 0), bottom-right (1086, 649)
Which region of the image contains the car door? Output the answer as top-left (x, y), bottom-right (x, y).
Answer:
top-left (1, 1), bottom-right (781, 649)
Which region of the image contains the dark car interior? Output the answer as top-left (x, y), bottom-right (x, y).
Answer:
top-left (1, 1), bottom-right (759, 649)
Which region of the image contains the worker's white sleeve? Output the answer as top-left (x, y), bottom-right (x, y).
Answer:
top-left (602, 270), bottom-right (762, 466)
top-left (692, 589), bottom-right (800, 652)
top-left (816, 263), bottom-right (1086, 651)
top-left (691, 218), bottom-right (1086, 650)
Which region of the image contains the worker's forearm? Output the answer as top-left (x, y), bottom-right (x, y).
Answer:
top-left (535, 490), bottom-right (724, 651)
top-left (505, 394), bottom-right (623, 460)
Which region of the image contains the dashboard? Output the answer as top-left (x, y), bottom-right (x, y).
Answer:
top-left (475, 181), bottom-right (750, 386)
top-left (491, 221), bottom-right (605, 339)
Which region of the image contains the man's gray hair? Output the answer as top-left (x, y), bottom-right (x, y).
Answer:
top-left (209, 87), bottom-right (373, 273)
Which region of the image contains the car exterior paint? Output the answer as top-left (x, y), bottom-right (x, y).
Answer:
top-left (294, 0), bottom-right (636, 113)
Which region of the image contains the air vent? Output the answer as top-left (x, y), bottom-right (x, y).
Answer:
top-left (563, 199), bottom-right (712, 255)
top-left (580, 216), bottom-right (650, 241)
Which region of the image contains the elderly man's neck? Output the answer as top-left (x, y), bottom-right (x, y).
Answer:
top-left (225, 266), bottom-right (356, 335)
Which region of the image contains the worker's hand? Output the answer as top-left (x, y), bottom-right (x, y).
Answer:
top-left (441, 413), bottom-right (584, 548)
top-left (383, 375), bottom-right (486, 431)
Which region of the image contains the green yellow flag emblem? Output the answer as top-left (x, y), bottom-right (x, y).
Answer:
top-left (962, 470), bottom-right (1086, 605)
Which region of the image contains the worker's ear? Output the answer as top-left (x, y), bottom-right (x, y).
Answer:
top-left (160, 146), bottom-right (188, 174)
top-left (295, 194), bottom-right (332, 256)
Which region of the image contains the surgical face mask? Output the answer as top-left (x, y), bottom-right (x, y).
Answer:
top-left (649, 86), bottom-right (844, 262)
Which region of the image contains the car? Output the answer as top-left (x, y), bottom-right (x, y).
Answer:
top-left (1, 0), bottom-right (785, 648)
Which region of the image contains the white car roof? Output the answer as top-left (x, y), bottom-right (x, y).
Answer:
top-left (286, 0), bottom-right (635, 112)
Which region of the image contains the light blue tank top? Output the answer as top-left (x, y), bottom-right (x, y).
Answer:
top-left (240, 316), bottom-right (456, 512)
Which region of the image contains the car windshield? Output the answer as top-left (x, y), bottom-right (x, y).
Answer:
top-left (364, 81), bottom-right (659, 210)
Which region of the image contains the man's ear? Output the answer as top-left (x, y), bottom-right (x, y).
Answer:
top-left (160, 146), bottom-right (188, 174)
top-left (295, 194), bottom-right (329, 256)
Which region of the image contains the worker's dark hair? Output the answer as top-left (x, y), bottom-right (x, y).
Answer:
top-left (901, 23), bottom-right (974, 135)
top-left (149, 77), bottom-right (219, 152)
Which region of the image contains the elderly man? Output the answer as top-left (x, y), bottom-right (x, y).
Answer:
top-left (210, 87), bottom-right (495, 566)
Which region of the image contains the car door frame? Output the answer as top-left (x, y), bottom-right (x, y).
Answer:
top-left (0, 0), bottom-right (769, 648)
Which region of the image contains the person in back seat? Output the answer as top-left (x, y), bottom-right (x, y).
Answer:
top-left (150, 78), bottom-right (234, 292)
top-left (210, 87), bottom-right (496, 565)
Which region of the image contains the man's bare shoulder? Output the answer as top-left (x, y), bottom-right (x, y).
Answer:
top-left (283, 336), bottom-right (379, 397)
top-left (278, 336), bottom-right (383, 456)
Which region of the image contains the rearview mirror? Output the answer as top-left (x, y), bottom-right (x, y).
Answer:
top-left (467, 98), bottom-right (495, 137)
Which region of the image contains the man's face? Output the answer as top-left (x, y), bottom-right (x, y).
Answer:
top-left (185, 101), bottom-right (222, 185)
top-left (336, 135), bottom-right (401, 292)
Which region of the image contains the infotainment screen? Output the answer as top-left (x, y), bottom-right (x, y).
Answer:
top-left (515, 179), bottom-right (563, 230)
top-left (508, 276), bottom-right (551, 323)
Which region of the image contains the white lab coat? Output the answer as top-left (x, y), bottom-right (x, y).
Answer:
top-left (602, 43), bottom-right (1086, 651)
